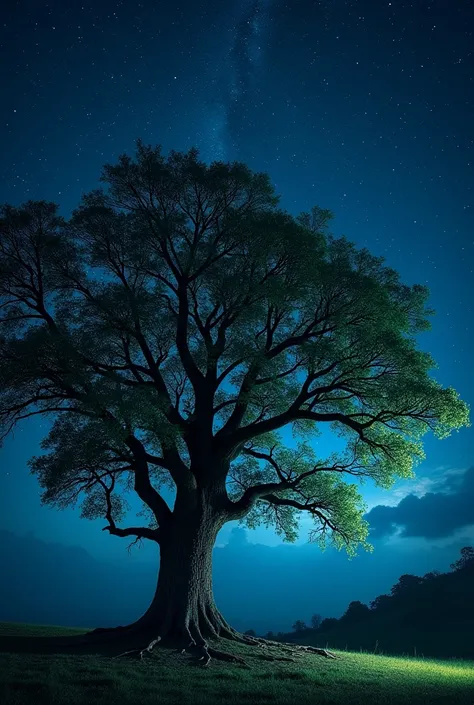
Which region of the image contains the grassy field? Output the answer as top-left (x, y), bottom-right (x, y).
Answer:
top-left (0, 622), bottom-right (473, 705)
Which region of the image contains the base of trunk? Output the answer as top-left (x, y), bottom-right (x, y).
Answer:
top-left (111, 631), bottom-right (337, 667)
top-left (88, 599), bottom-right (246, 645)
top-left (88, 616), bottom-right (337, 667)
top-left (0, 619), bottom-right (336, 666)
top-left (85, 598), bottom-right (336, 665)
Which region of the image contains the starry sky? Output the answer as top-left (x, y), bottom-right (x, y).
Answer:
top-left (0, 0), bottom-right (473, 583)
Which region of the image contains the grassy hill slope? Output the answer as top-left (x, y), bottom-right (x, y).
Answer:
top-left (286, 614), bottom-right (474, 660)
top-left (0, 622), bottom-right (472, 705)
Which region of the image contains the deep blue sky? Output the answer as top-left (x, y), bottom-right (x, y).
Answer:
top-left (0, 0), bottom-right (473, 597)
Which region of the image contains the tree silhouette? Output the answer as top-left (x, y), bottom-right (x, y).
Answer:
top-left (0, 142), bottom-right (469, 664)
top-left (310, 613), bottom-right (322, 630)
top-left (391, 574), bottom-right (424, 598)
top-left (320, 617), bottom-right (339, 631)
top-left (312, 562), bottom-right (474, 658)
top-left (423, 570), bottom-right (442, 581)
top-left (292, 620), bottom-right (307, 632)
top-left (370, 594), bottom-right (392, 612)
top-left (341, 600), bottom-right (371, 623)
top-left (450, 546), bottom-right (474, 572)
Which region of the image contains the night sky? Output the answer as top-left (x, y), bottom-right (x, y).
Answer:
top-left (0, 0), bottom-right (473, 617)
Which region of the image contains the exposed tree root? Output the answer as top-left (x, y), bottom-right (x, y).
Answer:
top-left (198, 645), bottom-right (248, 667)
top-left (110, 633), bottom-right (248, 667)
top-left (109, 628), bottom-right (336, 668)
top-left (242, 636), bottom-right (337, 659)
top-left (113, 636), bottom-right (162, 660)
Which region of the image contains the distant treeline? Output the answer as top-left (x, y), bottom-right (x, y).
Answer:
top-left (246, 546), bottom-right (474, 659)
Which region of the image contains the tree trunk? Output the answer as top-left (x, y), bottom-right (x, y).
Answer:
top-left (128, 498), bottom-right (233, 647)
top-left (8, 485), bottom-right (337, 666)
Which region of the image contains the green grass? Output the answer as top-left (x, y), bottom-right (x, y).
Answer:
top-left (0, 622), bottom-right (473, 705)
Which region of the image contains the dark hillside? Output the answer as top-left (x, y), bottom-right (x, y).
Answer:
top-left (284, 548), bottom-right (474, 660)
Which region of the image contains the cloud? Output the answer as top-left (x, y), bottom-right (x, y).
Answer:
top-left (365, 466), bottom-right (474, 540)
top-left (382, 466), bottom-right (468, 505)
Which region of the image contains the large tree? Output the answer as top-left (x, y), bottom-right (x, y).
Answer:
top-left (0, 142), bottom-right (469, 664)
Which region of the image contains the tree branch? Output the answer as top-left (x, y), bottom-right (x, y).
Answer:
top-left (144, 451), bottom-right (171, 469)
top-left (217, 360), bottom-right (261, 435)
top-left (241, 445), bottom-right (288, 482)
top-left (261, 494), bottom-right (342, 537)
top-left (216, 358), bottom-right (246, 388)
top-left (226, 462), bottom-right (333, 520)
top-left (125, 434), bottom-right (175, 523)
top-left (92, 468), bottom-right (162, 543)
top-left (176, 280), bottom-right (205, 393)
top-left (217, 407), bottom-right (376, 458)
top-left (254, 357), bottom-right (306, 386)
top-left (102, 524), bottom-right (161, 542)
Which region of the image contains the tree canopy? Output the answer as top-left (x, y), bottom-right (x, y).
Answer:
top-left (450, 546), bottom-right (474, 572)
top-left (341, 600), bottom-right (371, 623)
top-left (0, 141), bottom-right (470, 556)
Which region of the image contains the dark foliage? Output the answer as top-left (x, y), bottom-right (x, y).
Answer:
top-left (281, 545), bottom-right (474, 658)
top-left (450, 546), bottom-right (474, 572)
top-left (340, 600), bottom-right (371, 623)
top-left (292, 619), bottom-right (307, 632)
top-left (319, 617), bottom-right (339, 632)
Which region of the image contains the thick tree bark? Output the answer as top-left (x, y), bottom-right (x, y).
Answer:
top-left (123, 494), bottom-right (235, 647)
